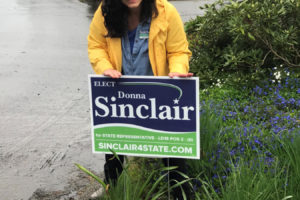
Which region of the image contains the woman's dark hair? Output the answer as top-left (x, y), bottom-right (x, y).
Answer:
top-left (101, 0), bottom-right (158, 38)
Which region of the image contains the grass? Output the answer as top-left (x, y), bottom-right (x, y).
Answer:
top-left (76, 152), bottom-right (188, 200)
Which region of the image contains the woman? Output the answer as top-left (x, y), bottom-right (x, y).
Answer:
top-left (88, 0), bottom-right (192, 199)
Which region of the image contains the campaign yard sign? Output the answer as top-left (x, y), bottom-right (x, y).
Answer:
top-left (89, 75), bottom-right (200, 159)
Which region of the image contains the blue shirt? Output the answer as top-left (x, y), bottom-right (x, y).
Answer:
top-left (121, 19), bottom-right (153, 75)
top-left (128, 28), bottom-right (137, 54)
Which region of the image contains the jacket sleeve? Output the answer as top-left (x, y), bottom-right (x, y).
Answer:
top-left (87, 5), bottom-right (114, 75)
top-left (165, 3), bottom-right (192, 74)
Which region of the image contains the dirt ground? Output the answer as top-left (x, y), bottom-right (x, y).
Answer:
top-left (0, 0), bottom-right (215, 199)
top-left (28, 171), bottom-right (103, 200)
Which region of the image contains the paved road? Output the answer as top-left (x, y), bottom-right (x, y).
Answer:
top-left (0, 1), bottom-right (103, 199)
top-left (0, 0), bottom-right (214, 199)
top-left (171, 0), bottom-right (215, 22)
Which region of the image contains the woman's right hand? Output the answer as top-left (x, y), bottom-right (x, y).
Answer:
top-left (103, 69), bottom-right (122, 78)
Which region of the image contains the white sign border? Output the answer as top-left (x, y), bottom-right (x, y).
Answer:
top-left (88, 75), bottom-right (200, 159)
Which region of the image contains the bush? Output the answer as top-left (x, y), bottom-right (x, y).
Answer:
top-left (187, 78), bottom-right (299, 199)
top-left (186, 0), bottom-right (300, 89)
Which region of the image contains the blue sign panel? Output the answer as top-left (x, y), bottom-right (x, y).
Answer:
top-left (89, 75), bottom-right (200, 159)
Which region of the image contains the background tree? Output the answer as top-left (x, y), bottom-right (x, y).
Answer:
top-left (185, 0), bottom-right (300, 89)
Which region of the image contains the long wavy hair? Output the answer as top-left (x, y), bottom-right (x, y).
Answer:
top-left (101, 0), bottom-right (158, 38)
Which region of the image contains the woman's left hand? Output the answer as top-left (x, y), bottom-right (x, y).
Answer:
top-left (168, 72), bottom-right (193, 78)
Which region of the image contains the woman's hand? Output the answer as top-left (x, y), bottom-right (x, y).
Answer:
top-left (168, 72), bottom-right (193, 78)
top-left (103, 69), bottom-right (122, 78)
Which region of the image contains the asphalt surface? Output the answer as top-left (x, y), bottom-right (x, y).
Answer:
top-left (0, 0), bottom-right (215, 199)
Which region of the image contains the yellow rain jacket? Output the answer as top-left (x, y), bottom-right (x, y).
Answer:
top-left (87, 0), bottom-right (191, 76)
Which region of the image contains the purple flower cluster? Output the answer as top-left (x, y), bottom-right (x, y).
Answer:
top-left (197, 75), bottom-right (299, 193)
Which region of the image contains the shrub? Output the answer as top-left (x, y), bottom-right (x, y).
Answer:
top-left (186, 0), bottom-right (300, 89)
top-left (187, 75), bottom-right (299, 198)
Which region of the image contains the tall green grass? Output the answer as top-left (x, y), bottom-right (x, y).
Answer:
top-left (76, 152), bottom-right (191, 200)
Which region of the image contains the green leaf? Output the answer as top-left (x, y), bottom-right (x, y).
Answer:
top-left (75, 163), bottom-right (107, 188)
top-left (247, 32), bottom-right (256, 41)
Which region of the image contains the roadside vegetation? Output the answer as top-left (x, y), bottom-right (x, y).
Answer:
top-left (78, 0), bottom-right (300, 199)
